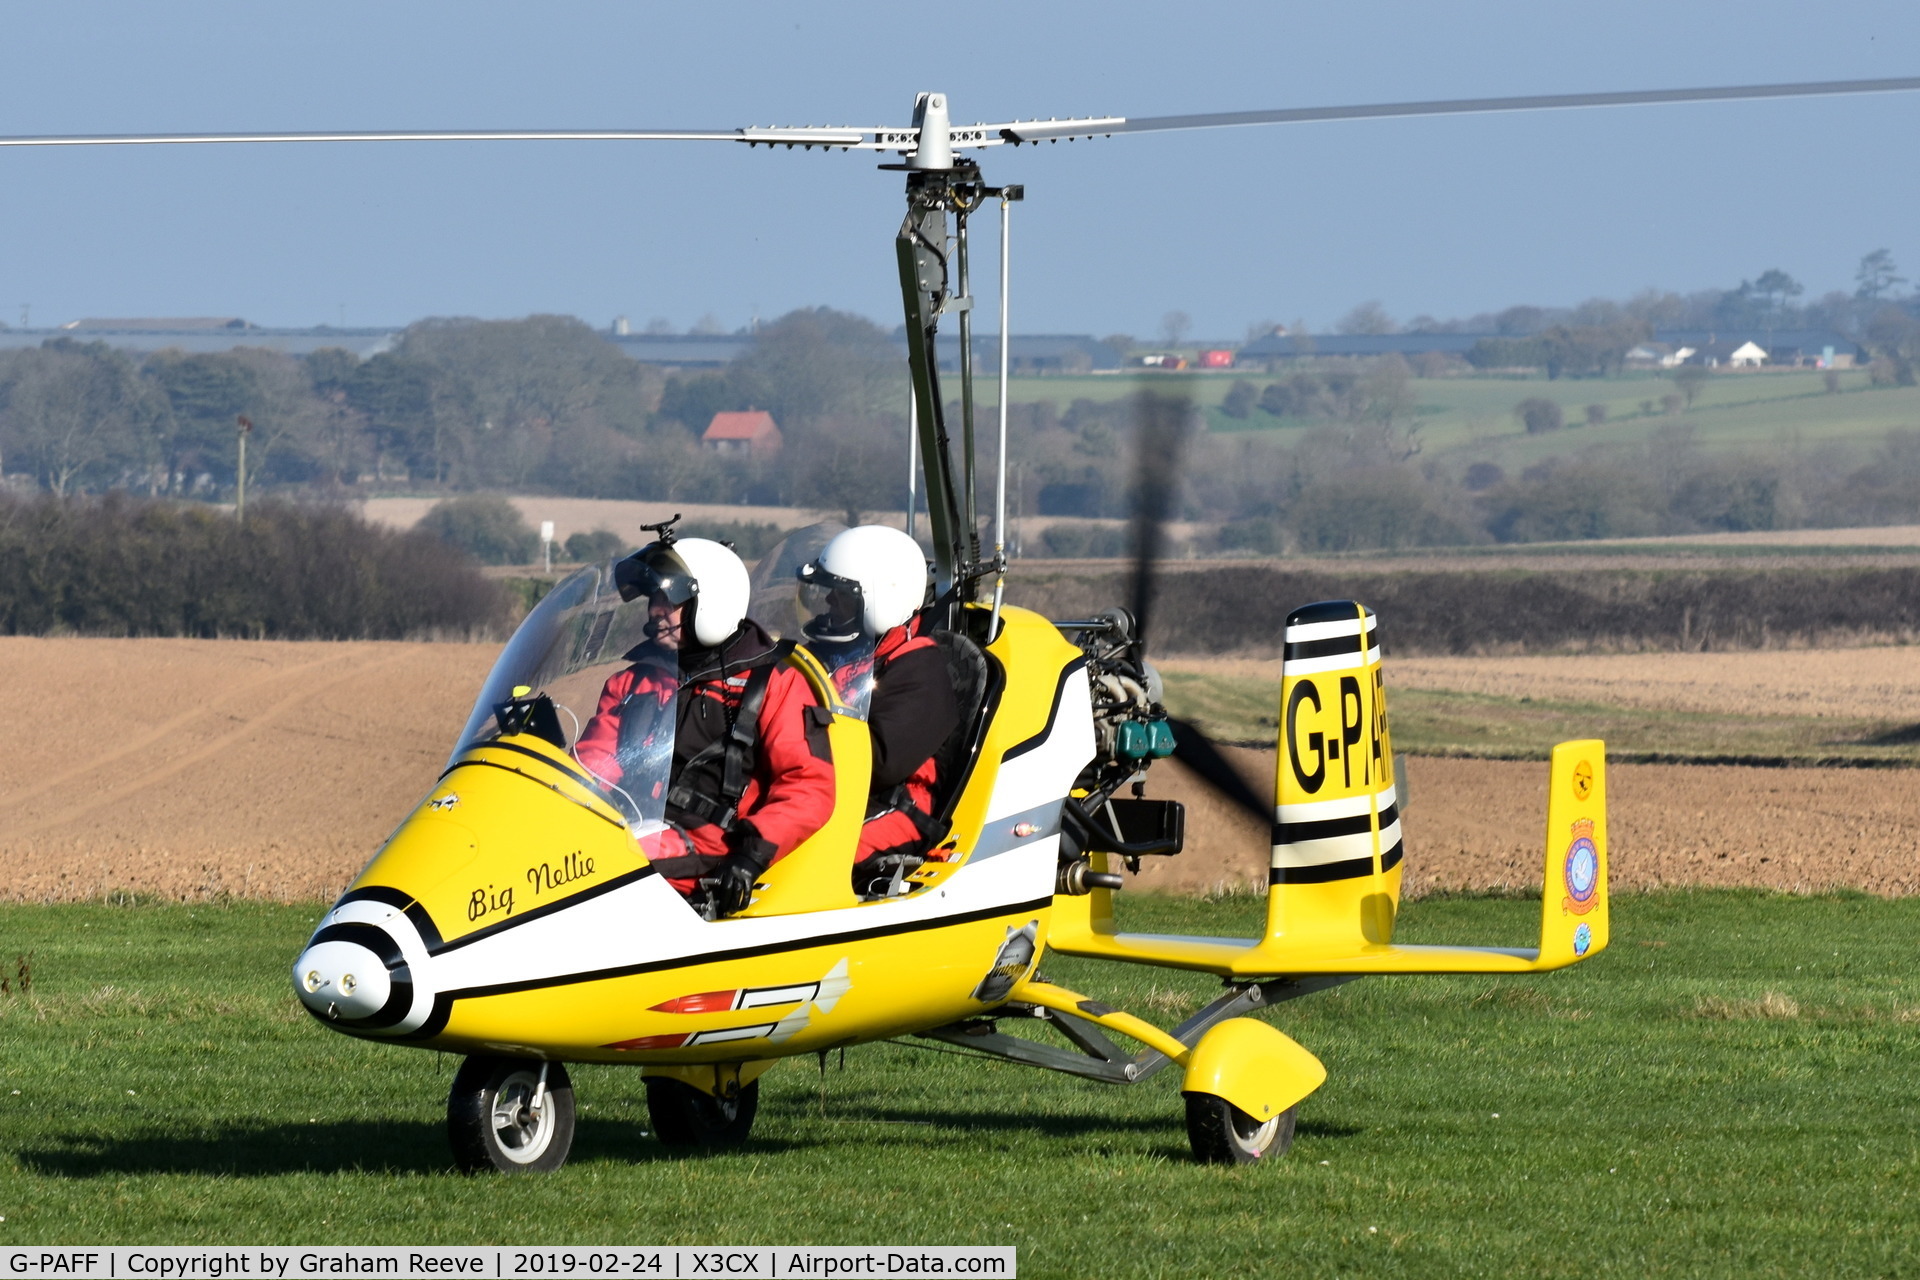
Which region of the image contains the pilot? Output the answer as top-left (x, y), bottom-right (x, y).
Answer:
top-left (574, 534), bottom-right (836, 916)
top-left (797, 526), bottom-right (960, 893)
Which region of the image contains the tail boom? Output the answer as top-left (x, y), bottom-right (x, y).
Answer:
top-left (1048, 740), bottom-right (1609, 978)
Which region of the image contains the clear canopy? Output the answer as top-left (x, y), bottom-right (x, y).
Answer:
top-left (451, 526), bottom-right (886, 818)
top-left (452, 558), bottom-right (676, 824)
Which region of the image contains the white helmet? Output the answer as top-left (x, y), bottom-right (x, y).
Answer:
top-left (615, 535), bottom-right (750, 648)
top-left (800, 525), bottom-right (930, 639)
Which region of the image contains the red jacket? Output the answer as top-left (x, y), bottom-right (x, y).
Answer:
top-left (575, 623), bottom-right (835, 884)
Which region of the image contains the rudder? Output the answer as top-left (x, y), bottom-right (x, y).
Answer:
top-left (1268, 601), bottom-right (1401, 951)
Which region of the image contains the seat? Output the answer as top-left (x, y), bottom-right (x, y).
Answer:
top-left (922, 628), bottom-right (996, 835)
top-left (854, 627), bottom-right (1000, 897)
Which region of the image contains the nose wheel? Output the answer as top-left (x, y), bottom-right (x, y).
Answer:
top-left (448, 1056), bottom-right (576, 1173)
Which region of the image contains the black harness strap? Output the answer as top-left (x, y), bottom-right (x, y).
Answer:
top-left (664, 640), bottom-right (795, 833)
top-left (868, 783), bottom-right (941, 839)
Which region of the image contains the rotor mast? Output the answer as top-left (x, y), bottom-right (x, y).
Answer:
top-left (893, 92), bottom-right (1014, 616)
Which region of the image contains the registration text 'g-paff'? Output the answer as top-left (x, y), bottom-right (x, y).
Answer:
top-left (1281, 613), bottom-right (1388, 803)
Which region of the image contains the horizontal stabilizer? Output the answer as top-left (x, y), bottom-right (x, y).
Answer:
top-left (1049, 741), bottom-right (1608, 978)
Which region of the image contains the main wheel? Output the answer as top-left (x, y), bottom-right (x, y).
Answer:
top-left (645, 1076), bottom-right (758, 1149)
top-left (1183, 1092), bottom-right (1296, 1165)
top-left (448, 1056), bottom-right (576, 1173)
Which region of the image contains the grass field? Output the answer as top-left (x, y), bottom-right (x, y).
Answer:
top-left (993, 368), bottom-right (1920, 468)
top-left (1159, 654), bottom-right (1920, 765)
top-left (2, 894), bottom-right (1916, 1276)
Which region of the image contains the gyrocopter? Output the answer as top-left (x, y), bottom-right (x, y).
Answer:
top-left (11, 74), bottom-right (1914, 1169)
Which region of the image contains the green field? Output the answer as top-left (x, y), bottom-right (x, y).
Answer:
top-left (991, 368), bottom-right (1920, 470)
top-left (3, 894), bottom-right (1917, 1276)
top-left (1159, 668), bottom-right (1920, 765)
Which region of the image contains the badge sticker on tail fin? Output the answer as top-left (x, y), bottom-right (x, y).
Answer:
top-left (1563, 819), bottom-right (1599, 915)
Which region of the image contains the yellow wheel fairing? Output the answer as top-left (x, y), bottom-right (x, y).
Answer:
top-left (1182, 1017), bottom-right (1326, 1121)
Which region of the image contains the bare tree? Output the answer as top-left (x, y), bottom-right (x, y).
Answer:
top-left (1672, 364), bottom-right (1709, 409)
top-left (1855, 249), bottom-right (1905, 302)
top-left (1336, 301), bottom-right (1397, 335)
top-left (0, 343), bottom-right (152, 494)
top-left (1159, 310), bottom-right (1192, 347)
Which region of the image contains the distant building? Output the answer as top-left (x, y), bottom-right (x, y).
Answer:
top-left (608, 333), bottom-right (754, 367)
top-left (0, 319), bottom-right (399, 358)
top-left (1199, 349), bottom-right (1235, 369)
top-left (1728, 341), bottom-right (1769, 368)
top-left (1240, 327), bottom-right (1862, 369)
top-left (702, 410), bottom-right (782, 458)
top-left (1658, 330), bottom-right (1858, 369)
top-left (1238, 331), bottom-right (1487, 360)
top-left (62, 316), bottom-right (254, 332)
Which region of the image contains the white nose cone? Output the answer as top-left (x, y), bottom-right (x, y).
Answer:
top-left (293, 940), bottom-right (392, 1020)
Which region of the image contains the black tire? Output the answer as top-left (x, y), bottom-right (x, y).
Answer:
top-left (1183, 1092), bottom-right (1296, 1165)
top-left (447, 1056), bottom-right (576, 1173)
top-left (645, 1076), bottom-right (759, 1149)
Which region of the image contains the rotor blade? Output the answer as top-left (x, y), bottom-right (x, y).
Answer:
top-left (8, 75), bottom-right (1913, 153)
top-left (1165, 716), bottom-right (1271, 825)
top-left (0, 127), bottom-right (752, 148)
top-left (1101, 76), bottom-right (1920, 138)
top-left (1126, 389), bottom-right (1193, 652)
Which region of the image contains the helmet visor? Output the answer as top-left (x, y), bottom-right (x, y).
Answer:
top-left (614, 544), bottom-right (699, 606)
top-left (796, 561), bottom-right (865, 639)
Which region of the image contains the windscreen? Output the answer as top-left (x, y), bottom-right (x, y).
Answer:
top-left (449, 560), bottom-right (668, 782)
top-left (745, 520), bottom-right (845, 640)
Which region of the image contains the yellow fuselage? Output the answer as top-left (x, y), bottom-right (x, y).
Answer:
top-left (293, 607), bottom-right (1094, 1067)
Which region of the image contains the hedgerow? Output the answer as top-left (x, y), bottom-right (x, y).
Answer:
top-left (0, 492), bottom-right (507, 638)
top-left (1012, 563), bottom-right (1920, 655)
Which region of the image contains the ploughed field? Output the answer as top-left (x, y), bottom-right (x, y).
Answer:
top-left (2, 637), bottom-right (1915, 902)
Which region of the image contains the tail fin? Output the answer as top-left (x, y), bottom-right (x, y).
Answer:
top-left (1537, 739), bottom-right (1609, 964)
top-left (1267, 601), bottom-right (1401, 950)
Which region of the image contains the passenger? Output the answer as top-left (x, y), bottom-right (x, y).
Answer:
top-left (575, 534), bottom-right (835, 917)
top-left (796, 526), bottom-right (959, 894)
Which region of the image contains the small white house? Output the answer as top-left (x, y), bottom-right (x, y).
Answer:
top-left (1728, 341), bottom-right (1768, 368)
top-left (1660, 346), bottom-right (1697, 368)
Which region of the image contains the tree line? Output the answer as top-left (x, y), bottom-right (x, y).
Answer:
top-left (1006, 368), bottom-right (1920, 557)
top-left (0, 308), bottom-right (915, 520)
top-left (0, 492), bottom-right (504, 638)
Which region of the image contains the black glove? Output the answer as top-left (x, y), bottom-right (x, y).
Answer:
top-left (712, 824), bottom-right (775, 917)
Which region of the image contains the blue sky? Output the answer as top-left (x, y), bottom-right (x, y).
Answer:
top-left (1, 1), bottom-right (1916, 337)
